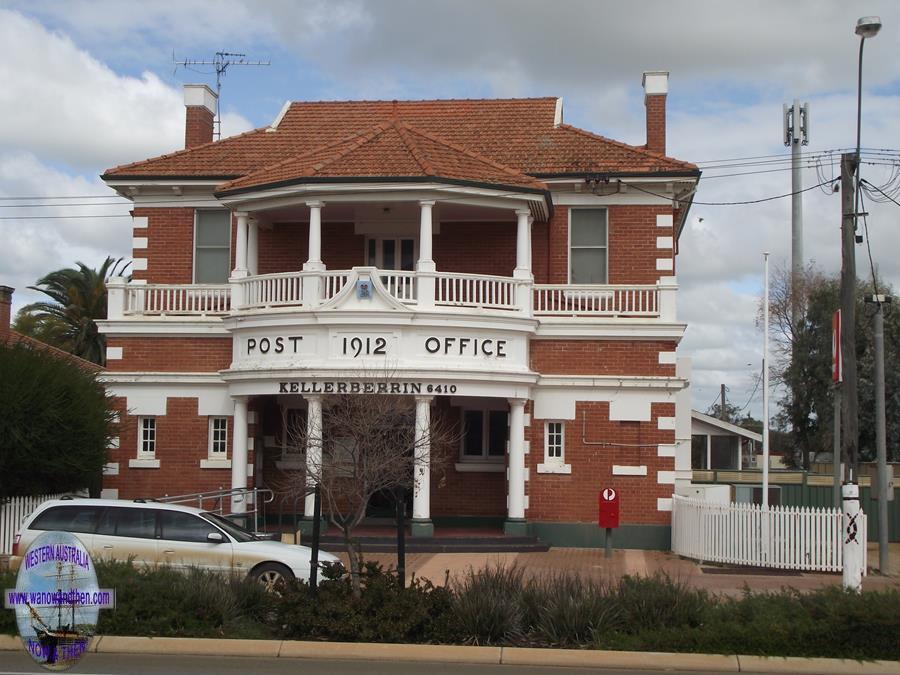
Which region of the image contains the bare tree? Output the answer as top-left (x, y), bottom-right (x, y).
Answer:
top-left (275, 382), bottom-right (457, 596)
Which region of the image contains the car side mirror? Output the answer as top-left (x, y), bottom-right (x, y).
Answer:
top-left (207, 532), bottom-right (225, 543)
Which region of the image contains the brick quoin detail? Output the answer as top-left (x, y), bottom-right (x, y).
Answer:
top-left (132, 207), bottom-right (195, 283)
top-left (105, 397), bottom-right (246, 499)
top-left (530, 340), bottom-right (677, 377)
top-left (106, 337), bottom-right (231, 372)
top-left (528, 401), bottom-right (675, 525)
top-left (545, 206), bottom-right (675, 285)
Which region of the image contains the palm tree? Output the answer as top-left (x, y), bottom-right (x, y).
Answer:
top-left (19, 257), bottom-right (130, 365)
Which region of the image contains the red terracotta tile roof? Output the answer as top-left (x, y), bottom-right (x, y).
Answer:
top-left (1, 329), bottom-right (103, 372)
top-left (102, 97), bottom-right (698, 184)
top-left (217, 119), bottom-right (547, 194)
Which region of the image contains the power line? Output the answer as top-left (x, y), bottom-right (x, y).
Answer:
top-left (623, 177), bottom-right (837, 206)
top-left (862, 178), bottom-right (900, 208)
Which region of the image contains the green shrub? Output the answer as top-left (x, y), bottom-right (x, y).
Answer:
top-left (276, 561), bottom-right (453, 643)
top-left (0, 568), bottom-right (16, 636)
top-left (448, 564), bottom-right (526, 645)
top-left (95, 560), bottom-right (274, 639)
top-left (526, 574), bottom-right (622, 647)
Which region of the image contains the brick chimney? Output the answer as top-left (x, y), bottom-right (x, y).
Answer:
top-left (0, 285), bottom-right (13, 334)
top-left (184, 84), bottom-right (217, 149)
top-left (642, 71), bottom-right (668, 156)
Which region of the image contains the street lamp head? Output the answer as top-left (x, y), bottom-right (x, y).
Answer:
top-left (855, 16), bottom-right (881, 39)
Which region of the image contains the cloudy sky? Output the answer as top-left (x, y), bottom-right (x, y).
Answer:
top-left (1, 1), bottom-right (899, 419)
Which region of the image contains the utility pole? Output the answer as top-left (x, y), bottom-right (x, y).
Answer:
top-left (720, 384), bottom-right (727, 421)
top-left (783, 99), bottom-right (809, 327)
top-left (840, 153), bottom-right (860, 478)
top-left (867, 293), bottom-right (892, 574)
top-left (174, 51), bottom-right (270, 139)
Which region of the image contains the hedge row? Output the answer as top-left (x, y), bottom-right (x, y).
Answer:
top-left (2, 561), bottom-right (898, 659)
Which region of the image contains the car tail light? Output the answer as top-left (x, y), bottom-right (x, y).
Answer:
top-left (11, 534), bottom-right (20, 557)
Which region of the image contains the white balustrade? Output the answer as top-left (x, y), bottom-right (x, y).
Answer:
top-left (241, 272), bottom-right (304, 309)
top-left (671, 495), bottom-right (867, 573)
top-left (378, 271), bottom-right (417, 303)
top-left (321, 271), bottom-right (351, 301)
top-left (533, 284), bottom-right (659, 317)
top-left (434, 272), bottom-right (518, 310)
top-left (125, 284), bottom-right (231, 316)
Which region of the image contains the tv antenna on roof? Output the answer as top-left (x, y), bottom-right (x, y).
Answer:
top-left (173, 51), bottom-right (270, 139)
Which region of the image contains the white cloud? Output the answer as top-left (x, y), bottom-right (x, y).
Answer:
top-left (0, 9), bottom-right (252, 170)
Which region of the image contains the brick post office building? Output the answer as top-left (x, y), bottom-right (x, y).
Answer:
top-left (98, 72), bottom-right (699, 548)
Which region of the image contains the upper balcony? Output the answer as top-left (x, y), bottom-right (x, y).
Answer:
top-left (103, 193), bottom-right (682, 340)
top-left (106, 269), bottom-right (676, 322)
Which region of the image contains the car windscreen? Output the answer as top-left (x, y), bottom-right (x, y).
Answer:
top-left (200, 512), bottom-right (257, 542)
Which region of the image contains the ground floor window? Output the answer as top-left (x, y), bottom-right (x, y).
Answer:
top-left (138, 417), bottom-right (156, 457)
top-left (544, 421), bottom-right (565, 464)
top-left (460, 409), bottom-right (507, 462)
top-left (208, 417), bottom-right (228, 459)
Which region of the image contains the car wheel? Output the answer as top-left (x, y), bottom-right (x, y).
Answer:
top-left (251, 562), bottom-right (294, 593)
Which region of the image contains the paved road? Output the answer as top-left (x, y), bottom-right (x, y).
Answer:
top-left (0, 651), bottom-right (738, 675)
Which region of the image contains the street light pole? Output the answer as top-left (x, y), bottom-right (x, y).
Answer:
top-left (840, 15), bottom-right (882, 592)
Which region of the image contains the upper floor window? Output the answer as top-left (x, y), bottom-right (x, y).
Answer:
top-left (569, 208), bottom-right (608, 284)
top-left (194, 210), bottom-right (231, 283)
top-left (138, 417), bottom-right (156, 457)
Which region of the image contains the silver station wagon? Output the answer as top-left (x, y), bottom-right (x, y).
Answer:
top-left (10, 498), bottom-right (339, 589)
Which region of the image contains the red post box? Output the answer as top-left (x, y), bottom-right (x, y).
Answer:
top-left (598, 487), bottom-right (620, 529)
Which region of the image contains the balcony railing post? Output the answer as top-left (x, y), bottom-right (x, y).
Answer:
top-left (302, 273), bottom-right (322, 308)
top-left (417, 271), bottom-right (435, 310)
top-left (658, 275), bottom-right (678, 321)
top-left (106, 276), bottom-right (126, 319)
top-left (517, 278), bottom-right (533, 317)
top-left (230, 277), bottom-right (244, 310)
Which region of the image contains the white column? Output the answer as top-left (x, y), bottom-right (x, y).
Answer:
top-left (417, 201), bottom-right (436, 272)
top-left (303, 201), bottom-right (325, 271)
top-left (106, 276), bottom-right (126, 319)
top-left (412, 396), bottom-right (433, 521)
top-left (507, 398), bottom-right (527, 523)
top-left (231, 396), bottom-right (249, 514)
top-left (304, 395), bottom-right (323, 518)
top-left (233, 212), bottom-right (249, 277)
top-left (513, 209), bottom-right (532, 279)
top-left (247, 218), bottom-right (259, 276)
top-left (842, 482), bottom-right (864, 592)
top-left (658, 276), bottom-right (678, 321)
top-left (417, 201), bottom-right (436, 310)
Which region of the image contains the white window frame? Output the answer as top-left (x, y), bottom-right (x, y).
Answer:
top-left (193, 209), bottom-right (232, 284)
top-left (458, 407), bottom-right (508, 464)
top-left (137, 417), bottom-right (156, 458)
top-left (538, 420), bottom-right (572, 474)
top-left (208, 417), bottom-right (228, 459)
top-left (568, 208), bottom-right (609, 284)
top-left (365, 236), bottom-right (418, 271)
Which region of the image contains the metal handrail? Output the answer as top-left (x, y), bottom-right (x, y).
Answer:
top-left (156, 487), bottom-right (274, 533)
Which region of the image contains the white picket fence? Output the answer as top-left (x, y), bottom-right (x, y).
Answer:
top-left (0, 493), bottom-right (76, 555)
top-left (671, 495), bottom-right (867, 573)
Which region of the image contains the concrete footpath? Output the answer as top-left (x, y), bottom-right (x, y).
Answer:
top-left (0, 634), bottom-right (897, 674)
top-left (337, 543), bottom-right (900, 595)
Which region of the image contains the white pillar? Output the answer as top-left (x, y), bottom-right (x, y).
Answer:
top-left (417, 201), bottom-right (436, 272)
top-left (412, 396), bottom-right (433, 526)
top-left (233, 212), bottom-right (249, 277)
top-left (106, 276), bottom-right (126, 319)
top-left (842, 482), bottom-right (864, 592)
top-left (303, 201), bottom-right (325, 271)
top-left (247, 218), bottom-right (259, 276)
top-left (304, 395), bottom-right (323, 518)
top-left (513, 209), bottom-right (532, 279)
top-left (506, 398), bottom-right (527, 533)
top-left (231, 396), bottom-right (249, 514)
